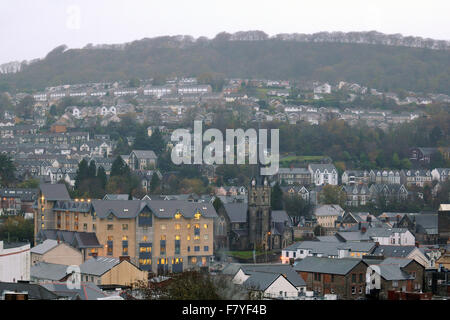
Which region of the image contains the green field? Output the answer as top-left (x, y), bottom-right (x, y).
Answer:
top-left (280, 155), bottom-right (326, 166)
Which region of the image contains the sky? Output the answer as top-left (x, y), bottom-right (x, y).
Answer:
top-left (1, 0), bottom-right (449, 64)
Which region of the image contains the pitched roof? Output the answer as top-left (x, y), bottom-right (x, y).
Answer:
top-left (242, 272), bottom-right (281, 291)
top-left (79, 257), bottom-right (120, 276)
top-left (40, 282), bottom-right (107, 300)
top-left (30, 239), bottom-right (59, 255)
top-left (314, 205), bottom-right (344, 217)
top-left (31, 262), bottom-right (69, 281)
top-left (372, 245), bottom-right (417, 258)
top-left (293, 256), bottom-right (365, 275)
top-left (131, 150), bottom-right (157, 159)
top-left (240, 264), bottom-right (306, 287)
top-left (39, 183), bottom-right (71, 201)
top-left (0, 282), bottom-right (60, 300)
top-left (223, 203), bottom-right (248, 223)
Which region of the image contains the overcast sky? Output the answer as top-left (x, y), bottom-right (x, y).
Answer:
top-left (1, 0), bottom-right (449, 64)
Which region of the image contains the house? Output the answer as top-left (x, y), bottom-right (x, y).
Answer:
top-left (40, 282), bottom-right (108, 300)
top-left (0, 241), bottom-right (30, 282)
top-left (0, 281), bottom-right (60, 300)
top-left (314, 83), bottom-right (331, 94)
top-left (35, 230), bottom-right (103, 262)
top-left (431, 168), bottom-right (450, 182)
top-left (341, 170), bottom-right (370, 185)
top-left (369, 184), bottom-right (409, 203)
top-left (275, 168), bottom-right (311, 185)
top-left (294, 256), bottom-right (369, 299)
top-left (308, 164), bottom-right (338, 186)
top-left (401, 170), bottom-right (432, 187)
top-left (314, 204), bottom-right (344, 228)
top-left (0, 188), bottom-right (37, 216)
top-left (79, 256), bottom-right (147, 286)
top-left (129, 150), bottom-right (158, 170)
top-left (341, 184), bottom-right (370, 207)
top-left (30, 239), bottom-right (83, 266)
top-left (337, 227), bottom-right (415, 246)
top-left (280, 186), bottom-right (311, 202)
top-left (369, 170), bottom-right (402, 185)
top-left (365, 258), bottom-right (425, 299)
top-left (395, 213), bottom-right (439, 245)
top-left (282, 241), bottom-right (376, 263)
top-left (31, 262), bottom-right (71, 282)
top-left (409, 147), bottom-right (439, 165)
top-left (232, 264), bottom-right (306, 299)
top-left (371, 245), bottom-right (429, 267)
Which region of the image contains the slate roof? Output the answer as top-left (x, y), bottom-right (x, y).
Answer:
top-left (40, 282), bottom-right (107, 300)
top-left (372, 245), bottom-right (417, 258)
top-left (79, 257), bottom-right (120, 276)
top-left (314, 205), bottom-right (344, 217)
top-left (240, 264), bottom-right (306, 287)
top-left (30, 239), bottom-right (59, 255)
top-left (0, 282), bottom-right (60, 300)
top-left (242, 272), bottom-right (281, 291)
top-left (285, 241), bottom-right (376, 256)
top-left (37, 229), bottom-right (101, 249)
top-left (131, 150), bottom-right (157, 159)
top-left (39, 183), bottom-right (71, 201)
top-left (309, 164), bottom-right (337, 173)
top-left (293, 256), bottom-right (365, 275)
top-left (376, 265), bottom-right (414, 281)
top-left (31, 262), bottom-right (69, 281)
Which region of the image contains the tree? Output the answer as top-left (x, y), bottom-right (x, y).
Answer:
top-left (128, 78), bottom-right (141, 88)
top-left (97, 166), bottom-right (107, 190)
top-left (148, 128), bottom-right (166, 155)
top-left (110, 157), bottom-right (130, 177)
top-left (133, 126), bottom-right (152, 150)
top-left (88, 160), bottom-right (97, 178)
top-left (213, 197), bottom-right (224, 212)
top-left (284, 195), bottom-right (313, 220)
top-left (271, 182), bottom-right (283, 210)
top-left (149, 172), bottom-right (160, 193)
top-left (319, 185), bottom-right (346, 207)
top-left (0, 154), bottom-right (16, 187)
top-left (16, 95), bottom-right (35, 119)
top-left (0, 216), bottom-right (34, 245)
top-left (74, 159), bottom-right (89, 190)
top-left (17, 178), bottom-right (40, 189)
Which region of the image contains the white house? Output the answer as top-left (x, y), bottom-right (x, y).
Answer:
top-left (232, 264), bottom-right (306, 299)
top-left (0, 241), bottom-right (30, 282)
top-left (314, 83), bottom-right (332, 94)
top-left (308, 164), bottom-right (338, 186)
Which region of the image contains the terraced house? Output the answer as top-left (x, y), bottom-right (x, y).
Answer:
top-left (34, 184), bottom-right (217, 275)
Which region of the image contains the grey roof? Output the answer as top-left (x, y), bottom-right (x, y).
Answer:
top-left (31, 262), bottom-right (69, 281)
top-left (336, 227), bottom-right (409, 242)
top-left (309, 163), bottom-right (337, 173)
top-left (39, 183), bottom-right (71, 201)
top-left (103, 194), bottom-right (134, 200)
top-left (372, 245), bottom-right (417, 258)
top-left (376, 264), bottom-right (414, 281)
top-left (40, 282), bottom-right (107, 300)
top-left (240, 264), bottom-right (306, 287)
top-left (381, 257), bottom-right (415, 268)
top-left (316, 236), bottom-right (341, 242)
top-left (31, 239), bottom-right (59, 255)
top-left (285, 241), bottom-right (376, 256)
top-left (131, 150), bottom-right (157, 159)
top-left (293, 256), bottom-right (366, 275)
top-left (79, 257), bottom-right (120, 276)
top-left (0, 282), bottom-right (60, 300)
top-left (91, 199), bottom-right (218, 220)
top-left (271, 210), bottom-right (291, 224)
top-left (314, 205), bottom-right (344, 217)
top-left (242, 272), bottom-right (281, 291)
top-left (37, 229), bottom-right (101, 249)
top-left (277, 168), bottom-right (310, 174)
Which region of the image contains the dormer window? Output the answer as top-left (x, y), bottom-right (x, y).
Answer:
top-left (194, 212), bottom-right (201, 220)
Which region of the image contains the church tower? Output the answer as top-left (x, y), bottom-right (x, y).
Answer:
top-left (247, 175), bottom-right (272, 251)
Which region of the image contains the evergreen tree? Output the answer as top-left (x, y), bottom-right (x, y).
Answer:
top-left (97, 166), bottom-right (107, 190)
top-left (271, 182), bottom-right (283, 210)
top-left (75, 159), bottom-right (89, 190)
top-left (88, 160), bottom-right (97, 177)
top-left (0, 154), bottom-right (16, 187)
top-left (150, 172), bottom-right (160, 193)
top-left (149, 128), bottom-right (166, 155)
top-left (110, 156), bottom-right (130, 177)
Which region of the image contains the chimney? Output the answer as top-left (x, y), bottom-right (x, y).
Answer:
top-left (119, 256), bottom-right (130, 263)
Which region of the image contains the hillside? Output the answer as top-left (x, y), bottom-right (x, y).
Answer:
top-left (1, 31), bottom-right (449, 94)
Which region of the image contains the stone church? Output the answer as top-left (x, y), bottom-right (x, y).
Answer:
top-left (214, 175), bottom-right (293, 251)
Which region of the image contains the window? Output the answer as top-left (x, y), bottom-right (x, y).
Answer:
top-left (107, 224), bottom-right (113, 230)
top-left (203, 235), bottom-right (209, 240)
top-left (175, 224), bottom-right (181, 230)
top-left (187, 224), bottom-right (191, 229)
top-left (204, 246), bottom-right (209, 252)
top-left (83, 223), bottom-right (87, 231)
top-left (351, 286), bottom-right (356, 295)
top-left (352, 274), bottom-right (356, 283)
top-left (175, 213), bottom-right (181, 219)
top-left (359, 286), bottom-right (363, 294)
top-left (359, 273), bottom-right (363, 283)
top-left (194, 246), bottom-right (200, 252)
top-left (203, 224), bottom-right (208, 229)
top-left (187, 235), bottom-right (191, 241)
top-left (122, 224), bottom-right (128, 230)
top-left (92, 224), bottom-right (96, 231)
top-left (142, 235), bottom-right (148, 242)
top-left (194, 212), bottom-right (201, 220)
top-left (161, 224), bottom-right (166, 230)
top-left (392, 281), bottom-right (398, 288)
top-left (191, 257), bottom-right (197, 264)
top-left (331, 274), bottom-right (335, 282)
